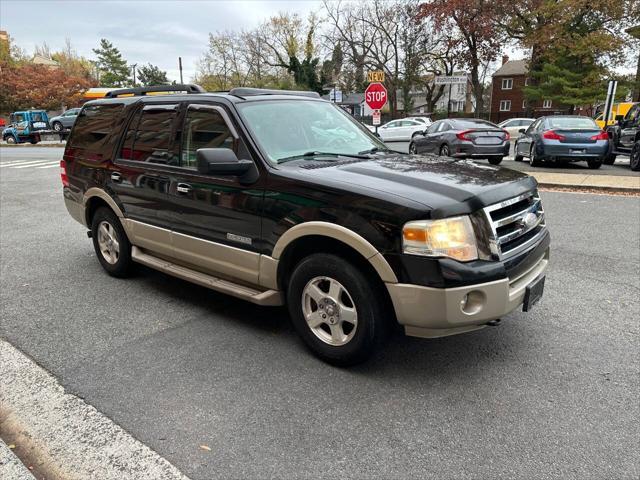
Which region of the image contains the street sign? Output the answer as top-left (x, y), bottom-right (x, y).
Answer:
top-left (434, 75), bottom-right (468, 85)
top-left (329, 88), bottom-right (343, 103)
top-left (372, 110), bottom-right (381, 125)
top-left (367, 71), bottom-right (385, 83)
top-left (365, 82), bottom-right (388, 110)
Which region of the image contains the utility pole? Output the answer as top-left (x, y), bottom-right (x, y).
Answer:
top-left (131, 63), bottom-right (137, 87)
top-left (178, 57), bottom-right (184, 84)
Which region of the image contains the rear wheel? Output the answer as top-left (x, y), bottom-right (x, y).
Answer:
top-left (587, 158), bottom-right (602, 169)
top-left (631, 141), bottom-right (640, 172)
top-left (488, 156), bottom-right (503, 165)
top-left (29, 138), bottom-right (38, 144)
top-left (530, 145), bottom-right (543, 167)
top-left (91, 207), bottom-right (134, 278)
top-left (52, 122), bottom-right (63, 132)
top-left (439, 144), bottom-right (450, 157)
top-left (287, 253), bottom-right (388, 366)
top-left (603, 153), bottom-right (616, 165)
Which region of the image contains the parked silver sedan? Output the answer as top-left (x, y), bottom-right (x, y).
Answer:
top-left (409, 118), bottom-right (510, 165)
top-left (514, 116), bottom-right (609, 169)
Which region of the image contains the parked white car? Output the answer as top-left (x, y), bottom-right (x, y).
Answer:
top-left (376, 118), bottom-right (428, 141)
top-left (407, 116), bottom-right (433, 126)
top-left (498, 118), bottom-right (535, 138)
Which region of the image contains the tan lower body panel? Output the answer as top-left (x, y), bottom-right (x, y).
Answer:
top-left (389, 250), bottom-right (549, 338)
top-left (132, 247), bottom-right (283, 306)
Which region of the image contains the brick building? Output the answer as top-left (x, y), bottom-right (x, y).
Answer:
top-left (490, 57), bottom-right (564, 123)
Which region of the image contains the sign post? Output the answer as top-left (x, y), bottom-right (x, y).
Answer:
top-left (365, 82), bottom-right (388, 136)
top-left (602, 80), bottom-right (618, 127)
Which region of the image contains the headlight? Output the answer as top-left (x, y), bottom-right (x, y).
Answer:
top-left (402, 216), bottom-right (478, 261)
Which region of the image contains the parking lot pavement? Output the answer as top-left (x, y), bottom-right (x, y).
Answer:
top-left (1, 148), bottom-right (639, 479)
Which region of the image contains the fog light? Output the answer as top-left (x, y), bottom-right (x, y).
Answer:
top-left (460, 290), bottom-right (485, 315)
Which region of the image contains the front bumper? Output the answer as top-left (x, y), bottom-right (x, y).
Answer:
top-left (387, 248), bottom-right (549, 338)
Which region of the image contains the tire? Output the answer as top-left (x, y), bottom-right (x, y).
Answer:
top-left (488, 156), bottom-right (503, 165)
top-left (287, 253), bottom-right (388, 366)
top-left (603, 153), bottom-right (616, 165)
top-left (439, 144), bottom-right (450, 157)
top-left (5, 135), bottom-right (17, 144)
top-left (587, 158), bottom-right (602, 169)
top-left (409, 142), bottom-right (418, 154)
top-left (514, 142), bottom-right (524, 161)
top-left (90, 207), bottom-right (134, 278)
top-left (52, 122), bottom-right (63, 132)
top-left (631, 141), bottom-right (640, 172)
top-left (29, 138), bottom-right (38, 144)
top-left (530, 144), bottom-right (543, 167)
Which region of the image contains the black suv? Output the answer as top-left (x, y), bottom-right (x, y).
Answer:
top-left (62, 85), bottom-right (550, 365)
top-left (605, 103), bottom-right (640, 171)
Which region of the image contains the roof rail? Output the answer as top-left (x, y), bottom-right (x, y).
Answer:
top-left (229, 87), bottom-right (320, 99)
top-left (104, 84), bottom-right (206, 98)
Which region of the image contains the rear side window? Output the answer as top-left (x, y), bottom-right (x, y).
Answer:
top-left (69, 104), bottom-right (124, 158)
top-left (120, 104), bottom-right (179, 163)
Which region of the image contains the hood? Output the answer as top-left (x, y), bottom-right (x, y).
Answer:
top-left (278, 153), bottom-right (537, 218)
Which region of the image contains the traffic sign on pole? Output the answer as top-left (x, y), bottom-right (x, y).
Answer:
top-left (372, 110), bottom-right (381, 125)
top-left (365, 82), bottom-right (388, 111)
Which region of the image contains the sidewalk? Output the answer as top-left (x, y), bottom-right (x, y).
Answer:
top-left (527, 171), bottom-right (640, 192)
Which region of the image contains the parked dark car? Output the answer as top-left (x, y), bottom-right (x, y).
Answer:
top-left (49, 108), bottom-right (81, 132)
top-left (604, 103), bottom-right (640, 171)
top-left (61, 85), bottom-right (549, 365)
top-left (409, 118), bottom-right (510, 165)
top-left (514, 115), bottom-right (609, 169)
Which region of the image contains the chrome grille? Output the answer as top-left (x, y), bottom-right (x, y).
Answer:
top-left (483, 191), bottom-right (546, 260)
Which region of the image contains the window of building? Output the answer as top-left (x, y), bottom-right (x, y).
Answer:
top-left (543, 99), bottom-right (552, 109)
top-left (501, 78), bottom-right (513, 90)
top-left (181, 107), bottom-right (235, 169)
top-left (499, 100), bottom-right (511, 112)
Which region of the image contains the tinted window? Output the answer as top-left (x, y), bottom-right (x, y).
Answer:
top-left (626, 105), bottom-right (639, 123)
top-left (181, 107), bottom-right (234, 169)
top-left (546, 117), bottom-right (598, 129)
top-left (426, 122), bottom-right (440, 134)
top-left (120, 105), bottom-right (179, 163)
top-left (438, 122), bottom-right (451, 132)
top-left (453, 119), bottom-right (498, 129)
top-left (69, 104), bottom-right (124, 158)
top-left (31, 112), bottom-right (46, 122)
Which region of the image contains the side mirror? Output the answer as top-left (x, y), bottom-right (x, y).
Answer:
top-left (196, 148), bottom-right (253, 176)
top-left (518, 128), bottom-right (526, 134)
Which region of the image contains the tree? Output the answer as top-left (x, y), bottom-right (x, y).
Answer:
top-left (137, 63), bottom-right (169, 86)
top-left (418, 0), bottom-right (504, 116)
top-left (52, 38), bottom-right (94, 80)
top-left (92, 39), bottom-right (129, 87)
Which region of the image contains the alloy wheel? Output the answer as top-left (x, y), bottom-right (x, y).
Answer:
top-left (440, 145), bottom-right (450, 156)
top-left (97, 220), bottom-right (120, 265)
top-left (301, 276), bottom-right (358, 346)
top-left (631, 143), bottom-right (640, 171)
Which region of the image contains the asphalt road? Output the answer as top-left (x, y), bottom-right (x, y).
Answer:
top-left (1, 148), bottom-right (639, 479)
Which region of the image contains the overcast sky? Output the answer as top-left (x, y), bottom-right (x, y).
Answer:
top-left (0, 0), bottom-right (323, 82)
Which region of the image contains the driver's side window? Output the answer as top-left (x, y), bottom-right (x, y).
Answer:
top-left (181, 107), bottom-right (235, 169)
top-left (426, 122), bottom-right (440, 134)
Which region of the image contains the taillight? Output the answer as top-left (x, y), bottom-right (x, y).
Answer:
top-left (456, 130), bottom-right (475, 141)
top-left (590, 131), bottom-right (609, 140)
top-left (542, 130), bottom-right (565, 140)
top-left (503, 130), bottom-right (511, 141)
top-left (60, 160), bottom-right (69, 187)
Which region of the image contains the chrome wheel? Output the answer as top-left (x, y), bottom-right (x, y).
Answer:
top-left (97, 220), bottom-right (120, 265)
top-left (53, 122), bottom-right (63, 132)
top-left (301, 276), bottom-right (358, 346)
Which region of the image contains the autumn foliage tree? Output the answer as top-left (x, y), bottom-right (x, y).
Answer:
top-left (0, 63), bottom-right (95, 112)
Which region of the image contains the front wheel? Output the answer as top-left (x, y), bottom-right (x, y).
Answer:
top-left (91, 207), bottom-right (134, 278)
top-left (287, 253), bottom-right (388, 366)
top-left (514, 142), bottom-right (524, 161)
top-left (631, 141), bottom-right (640, 171)
top-left (52, 122), bottom-right (63, 132)
top-left (4, 135), bottom-right (17, 144)
top-left (488, 156), bottom-right (503, 165)
top-left (409, 142), bottom-right (418, 154)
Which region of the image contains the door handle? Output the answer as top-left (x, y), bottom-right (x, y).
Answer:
top-left (176, 183), bottom-right (192, 194)
top-left (111, 172), bottom-right (122, 182)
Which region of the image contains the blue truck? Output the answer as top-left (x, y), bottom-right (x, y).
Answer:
top-left (2, 110), bottom-right (61, 144)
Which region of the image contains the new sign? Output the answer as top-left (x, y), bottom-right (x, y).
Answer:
top-left (365, 82), bottom-right (387, 110)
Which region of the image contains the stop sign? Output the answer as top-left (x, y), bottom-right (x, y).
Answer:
top-left (365, 82), bottom-right (387, 110)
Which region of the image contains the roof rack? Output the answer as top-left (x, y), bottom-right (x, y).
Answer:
top-left (104, 84), bottom-right (206, 98)
top-left (229, 87), bottom-right (320, 99)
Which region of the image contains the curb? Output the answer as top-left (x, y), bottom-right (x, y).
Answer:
top-left (0, 439), bottom-right (36, 480)
top-left (0, 340), bottom-right (191, 480)
top-left (0, 144), bottom-right (65, 148)
top-left (536, 182), bottom-right (640, 194)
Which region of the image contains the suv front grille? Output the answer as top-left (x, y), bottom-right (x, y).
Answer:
top-left (483, 191), bottom-right (546, 260)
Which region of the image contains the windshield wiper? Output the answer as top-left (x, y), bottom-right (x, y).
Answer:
top-left (277, 151), bottom-right (369, 164)
top-left (357, 146), bottom-right (391, 155)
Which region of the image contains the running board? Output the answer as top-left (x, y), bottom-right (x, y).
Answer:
top-left (131, 246), bottom-right (283, 306)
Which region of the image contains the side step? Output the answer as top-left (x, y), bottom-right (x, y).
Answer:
top-left (131, 246), bottom-right (283, 306)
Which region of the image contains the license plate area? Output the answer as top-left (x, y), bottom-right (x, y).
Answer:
top-left (476, 137), bottom-right (502, 145)
top-left (569, 148), bottom-right (586, 154)
top-left (523, 275), bottom-right (545, 312)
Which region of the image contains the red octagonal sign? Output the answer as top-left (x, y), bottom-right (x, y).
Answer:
top-left (365, 82), bottom-right (388, 110)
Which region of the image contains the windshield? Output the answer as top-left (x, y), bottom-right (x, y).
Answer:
top-left (547, 117), bottom-right (598, 129)
top-left (236, 99), bottom-right (388, 164)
